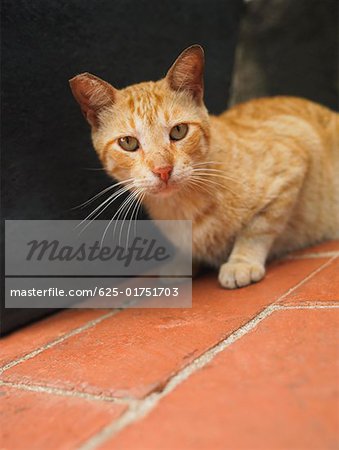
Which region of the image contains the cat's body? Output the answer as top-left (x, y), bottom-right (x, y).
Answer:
top-left (145, 96), bottom-right (339, 265)
top-left (70, 45), bottom-right (339, 288)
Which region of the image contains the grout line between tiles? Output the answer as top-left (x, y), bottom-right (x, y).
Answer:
top-left (78, 255), bottom-right (338, 449)
top-left (275, 303), bottom-right (339, 309)
top-left (0, 380), bottom-right (132, 405)
top-left (274, 255), bottom-right (337, 304)
top-left (0, 310), bottom-right (122, 374)
top-left (283, 251), bottom-right (339, 260)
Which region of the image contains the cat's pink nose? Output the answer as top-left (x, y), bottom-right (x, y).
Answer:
top-left (152, 165), bottom-right (173, 183)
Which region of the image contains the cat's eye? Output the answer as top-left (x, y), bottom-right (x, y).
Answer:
top-left (169, 123), bottom-right (188, 141)
top-left (118, 136), bottom-right (139, 152)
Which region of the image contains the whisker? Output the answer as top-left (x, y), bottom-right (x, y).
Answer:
top-left (123, 189), bottom-right (146, 248)
top-left (188, 178), bottom-right (250, 212)
top-left (191, 170), bottom-right (240, 181)
top-left (77, 184), bottom-right (133, 227)
top-left (72, 177), bottom-right (135, 210)
top-left (190, 175), bottom-right (239, 197)
top-left (191, 171), bottom-right (244, 186)
top-left (126, 189), bottom-right (145, 247)
top-left (133, 191), bottom-right (146, 237)
top-left (191, 169), bottom-right (243, 184)
top-left (191, 161), bottom-right (221, 166)
top-left (190, 176), bottom-right (224, 188)
top-left (101, 190), bottom-right (139, 247)
top-left (76, 184), bottom-right (136, 237)
top-left (72, 185), bottom-right (116, 211)
top-left (186, 179), bottom-right (215, 196)
top-left (192, 168), bottom-right (228, 173)
top-left (118, 189), bottom-right (142, 246)
top-left (112, 191), bottom-right (137, 235)
top-left (189, 176), bottom-right (251, 210)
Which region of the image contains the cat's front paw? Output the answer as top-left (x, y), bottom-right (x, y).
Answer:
top-left (218, 261), bottom-right (265, 289)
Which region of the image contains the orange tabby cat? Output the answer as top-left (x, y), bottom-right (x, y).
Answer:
top-left (70, 45), bottom-right (339, 289)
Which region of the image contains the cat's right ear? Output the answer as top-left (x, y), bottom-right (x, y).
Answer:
top-left (69, 73), bottom-right (116, 128)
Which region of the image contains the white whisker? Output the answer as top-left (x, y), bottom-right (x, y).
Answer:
top-left (191, 168), bottom-right (243, 185)
top-left (101, 190), bottom-right (139, 247)
top-left (126, 190), bottom-right (145, 247)
top-left (191, 161), bottom-right (221, 166)
top-left (133, 191), bottom-right (146, 237)
top-left (118, 189), bottom-right (142, 246)
top-left (189, 175), bottom-right (250, 210)
top-left (190, 175), bottom-right (239, 197)
top-left (72, 177), bottom-right (135, 210)
top-left (192, 170), bottom-right (240, 182)
top-left (77, 183), bottom-right (134, 233)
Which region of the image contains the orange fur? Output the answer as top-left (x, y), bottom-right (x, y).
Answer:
top-left (70, 45), bottom-right (339, 289)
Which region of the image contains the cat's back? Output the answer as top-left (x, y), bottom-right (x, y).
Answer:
top-left (224, 96), bottom-right (335, 135)
top-left (222, 96), bottom-right (336, 126)
top-left (219, 96), bottom-right (339, 248)
top-left (220, 96), bottom-right (338, 166)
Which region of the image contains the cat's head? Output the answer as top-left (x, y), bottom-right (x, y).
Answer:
top-left (70, 45), bottom-right (210, 196)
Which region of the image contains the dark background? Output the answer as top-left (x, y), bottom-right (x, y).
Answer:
top-left (230, 0), bottom-right (338, 109)
top-left (1, 0), bottom-right (337, 334)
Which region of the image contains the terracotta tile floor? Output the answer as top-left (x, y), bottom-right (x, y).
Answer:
top-left (1, 241), bottom-right (338, 450)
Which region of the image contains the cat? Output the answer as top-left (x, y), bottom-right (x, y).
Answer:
top-left (69, 45), bottom-right (339, 289)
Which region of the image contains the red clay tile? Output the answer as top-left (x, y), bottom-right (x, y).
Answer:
top-left (101, 309), bottom-right (339, 450)
top-left (290, 239), bottom-right (339, 256)
top-left (0, 309), bottom-right (109, 367)
top-left (0, 386), bottom-right (125, 450)
top-left (281, 256), bottom-right (339, 305)
top-left (1, 258), bottom-right (328, 399)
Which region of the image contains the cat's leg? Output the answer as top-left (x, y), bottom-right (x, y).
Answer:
top-left (218, 171), bottom-right (306, 289)
top-left (218, 232), bottom-right (273, 289)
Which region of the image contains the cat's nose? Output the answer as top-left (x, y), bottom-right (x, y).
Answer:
top-left (152, 165), bottom-right (173, 183)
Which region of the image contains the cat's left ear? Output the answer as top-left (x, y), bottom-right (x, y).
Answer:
top-left (166, 45), bottom-right (205, 103)
top-left (69, 72), bottom-right (117, 128)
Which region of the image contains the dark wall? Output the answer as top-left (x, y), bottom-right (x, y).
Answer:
top-left (230, 0), bottom-right (338, 110)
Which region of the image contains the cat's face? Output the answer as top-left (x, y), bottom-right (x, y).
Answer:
top-left (70, 45), bottom-right (210, 196)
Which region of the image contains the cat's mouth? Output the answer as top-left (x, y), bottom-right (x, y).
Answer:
top-left (148, 179), bottom-right (181, 196)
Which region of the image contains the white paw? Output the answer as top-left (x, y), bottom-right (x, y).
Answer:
top-left (218, 261), bottom-right (265, 289)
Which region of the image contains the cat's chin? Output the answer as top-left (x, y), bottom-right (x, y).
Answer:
top-left (148, 183), bottom-right (180, 197)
